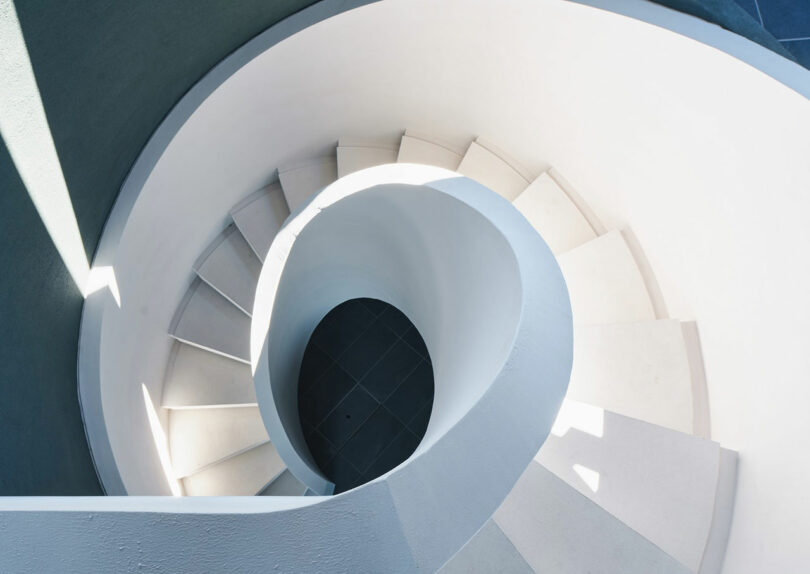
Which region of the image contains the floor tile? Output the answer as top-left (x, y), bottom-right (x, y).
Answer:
top-left (318, 385), bottom-right (378, 448)
top-left (358, 339), bottom-right (423, 402)
top-left (358, 297), bottom-right (388, 316)
top-left (406, 402), bottom-right (432, 437)
top-left (311, 299), bottom-right (377, 359)
top-left (339, 319), bottom-right (399, 381)
top-left (362, 428), bottom-right (421, 481)
top-left (378, 306), bottom-right (413, 336)
top-left (325, 454), bottom-right (364, 494)
top-left (305, 429), bottom-right (339, 470)
top-left (340, 407), bottom-right (407, 473)
top-left (297, 341), bottom-right (334, 394)
top-left (401, 325), bottom-right (430, 360)
top-left (757, 0), bottom-right (810, 39)
top-left (299, 364), bottom-right (355, 426)
top-left (782, 38), bottom-right (810, 68)
top-left (384, 361), bottom-right (434, 425)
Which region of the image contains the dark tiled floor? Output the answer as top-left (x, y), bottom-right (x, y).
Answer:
top-left (733, 0), bottom-right (810, 68)
top-left (298, 298), bottom-right (433, 494)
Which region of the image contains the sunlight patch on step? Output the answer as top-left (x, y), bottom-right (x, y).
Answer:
top-left (573, 463), bottom-right (600, 492)
top-left (142, 384), bottom-right (183, 496)
top-left (550, 399), bottom-right (604, 438)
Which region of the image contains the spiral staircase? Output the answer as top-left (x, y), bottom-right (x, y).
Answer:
top-left (5, 0), bottom-right (810, 571)
top-left (149, 129), bottom-right (736, 573)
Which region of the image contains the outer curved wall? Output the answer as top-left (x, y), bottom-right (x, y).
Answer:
top-left (81, 0), bottom-right (810, 571)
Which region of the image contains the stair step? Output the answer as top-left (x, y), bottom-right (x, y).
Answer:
top-left (182, 441), bottom-right (285, 496)
top-left (511, 171), bottom-right (597, 254)
top-left (337, 136), bottom-right (399, 178)
top-left (230, 183), bottom-right (290, 263)
top-left (169, 406), bottom-right (270, 478)
top-left (397, 130), bottom-right (465, 171)
top-left (279, 156), bottom-right (338, 212)
top-left (495, 461), bottom-right (691, 573)
top-left (162, 342), bottom-right (256, 409)
top-left (439, 520), bottom-right (533, 574)
top-left (457, 138), bottom-right (531, 201)
top-left (538, 401), bottom-right (720, 572)
top-left (570, 319), bottom-right (694, 434)
top-left (557, 230), bottom-right (656, 325)
top-left (258, 468), bottom-right (308, 496)
top-left (170, 279), bottom-right (250, 363)
top-left (194, 225), bottom-right (261, 315)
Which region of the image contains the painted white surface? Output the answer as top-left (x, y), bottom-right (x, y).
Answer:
top-left (457, 140), bottom-right (531, 201)
top-left (261, 468), bottom-right (308, 496)
top-left (337, 136), bottom-right (400, 177)
top-left (439, 520), bottom-right (533, 574)
top-left (183, 441), bottom-right (284, 496)
top-left (169, 406), bottom-right (269, 477)
top-left (251, 165), bottom-right (572, 568)
top-left (569, 319), bottom-right (694, 434)
top-left (538, 402), bottom-right (720, 570)
top-left (397, 131), bottom-right (465, 170)
top-left (512, 171), bottom-right (597, 254)
top-left (194, 225), bottom-right (261, 315)
top-left (558, 230), bottom-right (656, 325)
top-left (76, 0), bottom-right (810, 569)
top-left (162, 342), bottom-right (256, 408)
top-left (495, 461), bottom-right (691, 573)
top-left (170, 279), bottom-right (251, 363)
top-left (230, 182), bottom-right (290, 263)
top-left (278, 156), bottom-right (337, 211)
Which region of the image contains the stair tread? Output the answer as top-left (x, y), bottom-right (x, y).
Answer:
top-left (169, 405), bottom-right (270, 477)
top-left (163, 342), bottom-right (256, 409)
top-left (495, 461), bottom-right (692, 573)
top-left (570, 319), bottom-right (694, 434)
top-left (457, 139), bottom-right (531, 201)
top-left (195, 225), bottom-right (261, 315)
top-left (512, 171), bottom-right (597, 254)
top-left (230, 183), bottom-right (290, 263)
top-left (538, 400), bottom-right (720, 571)
top-left (279, 156), bottom-right (338, 212)
top-left (337, 145), bottom-right (398, 178)
top-left (397, 131), bottom-right (465, 171)
top-left (557, 230), bottom-right (656, 325)
top-left (170, 279), bottom-right (250, 363)
top-left (182, 441), bottom-right (285, 496)
top-left (259, 468), bottom-right (308, 496)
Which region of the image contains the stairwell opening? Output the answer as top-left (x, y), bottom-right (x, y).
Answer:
top-left (298, 297), bottom-right (434, 493)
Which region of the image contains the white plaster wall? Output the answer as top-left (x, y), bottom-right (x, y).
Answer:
top-left (90, 0), bottom-right (810, 570)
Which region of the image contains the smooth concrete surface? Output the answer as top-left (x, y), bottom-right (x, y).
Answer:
top-left (68, 0), bottom-right (810, 570)
top-left (439, 520), bottom-right (533, 574)
top-left (279, 156), bottom-right (338, 211)
top-left (558, 230), bottom-right (657, 325)
top-left (251, 165), bottom-right (572, 569)
top-left (569, 319), bottom-right (695, 434)
top-left (162, 342), bottom-right (257, 408)
top-left (495, 461), bottom-right (692, 573)
top-left (512, 171), bottom-right (598, 255)
top-left (170, 279), bottom-right (251, 363)
top-left (397, 131), bottom-right (465, 170)
top-left (336, 136), bottom-right (400, 178)
top-left (182, 441), bottom-right (285, 496)
top-left (168, 406), bottom-right (269, 477)
top-left (230, 182), bottom-right (291, 263)
top-left (538, 402), bottom-right (721, 570)
top-left (457, 139), bottom-right (531, 201)
top-left (260, 468), bottom-right (308, 496)
top-left (194, 225), bottom-right (261, 315)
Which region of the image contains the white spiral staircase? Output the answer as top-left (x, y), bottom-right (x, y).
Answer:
top-left (158, 129), bottom-right (736, 573)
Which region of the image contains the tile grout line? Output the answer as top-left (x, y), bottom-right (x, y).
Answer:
top-left (778, 36), bottom-right (810, 42)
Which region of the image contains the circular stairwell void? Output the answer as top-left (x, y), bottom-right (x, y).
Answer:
top-left (299, 298), bottom-right (433, 493)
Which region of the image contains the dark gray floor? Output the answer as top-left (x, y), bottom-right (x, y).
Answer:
top-left (732, 0), bottom-right (810, 68)
top-left (298, 299), bottom-right (433, 494)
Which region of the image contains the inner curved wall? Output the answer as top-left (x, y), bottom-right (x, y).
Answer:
top-left (261, 183), bottom-right (522, 491)
top-left (84, 1), bottom-right (810, 571)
